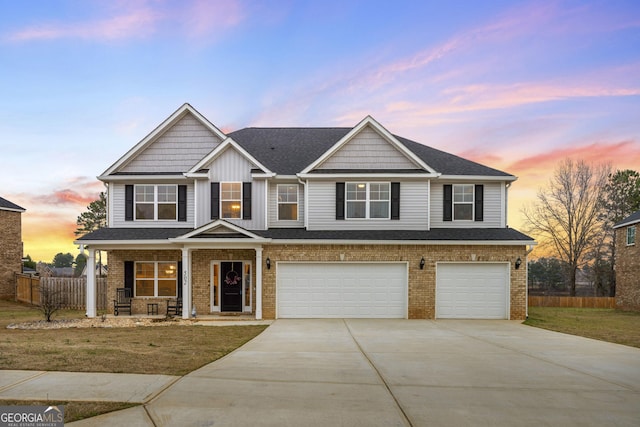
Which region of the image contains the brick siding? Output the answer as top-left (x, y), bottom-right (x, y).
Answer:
top-left (106, 244), bottom-right (527, 320)
top-left (0, 210), bottom-right (23, 299)
top-left (615, 227), bottom-right (640, 311)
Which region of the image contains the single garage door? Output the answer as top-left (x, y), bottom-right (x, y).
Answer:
top-left (277, 263), bottom-right (407, 318)
top-left (436, 263), bottom-right (509, 319)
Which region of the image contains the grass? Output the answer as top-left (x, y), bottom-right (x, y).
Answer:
top-left (0, 299), bottom-right (268, 422)
top-left (524, 306), bottom-right (640, 348)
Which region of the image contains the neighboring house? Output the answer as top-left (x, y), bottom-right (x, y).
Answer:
top-left (77, 103), bottom-right (535, 320)
top-left (613, 210), bottom-right (640, 310)
top-left (0, 196), bottom-right (25, 299)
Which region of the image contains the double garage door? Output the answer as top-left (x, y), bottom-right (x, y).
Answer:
top-left (276, 262), bottom-right (509, 319)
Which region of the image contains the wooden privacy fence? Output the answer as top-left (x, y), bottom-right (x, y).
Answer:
top-left (528, 296), bottom-right (616, 309)
top-left (15, 274), bottom-right (107, 310)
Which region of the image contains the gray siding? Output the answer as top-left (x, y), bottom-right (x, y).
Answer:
top-left (430, 181), bottom-right (503, 228)
top-left (121, 114), bottom-right (222, 173)
top-left (111, 183), bottom-right (195, 228)
top-left (318, 126), bottom-right (416, 170)
top-left (267, 181), bottom-right (305, 228)
top-left (306, 180), bottom-right (429, 230)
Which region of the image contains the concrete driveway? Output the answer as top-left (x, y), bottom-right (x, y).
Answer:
top-left (76, 319), bottom-right (640, 426)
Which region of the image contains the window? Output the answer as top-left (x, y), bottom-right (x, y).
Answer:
top-left (135, 185), bottom-right (177, 220)
top-left (221, 182), bottom-right (242, 219)
top-left (628, 226), bottom-right (636, 245)
top-left (453, 184), bottom-right (474, 220)
top-left (135, 262), bottom-right (177, 297)
top-left (278, 184), bottom-right (298, 220)
top-left (346, 182), bottom-right (390, 219)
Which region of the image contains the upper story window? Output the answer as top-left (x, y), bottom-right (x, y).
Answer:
top-left (135, 185), bottom-right (177, 221)
top-left (278, 184), bottom-right (298, 221)
top-left (221, 182), bottom-right (242, 219)
top-left (346, 182), bottom-right (390, 219)
top-left (453, 184), bottom-right (474, 220)
top-left (135, 261), bottom-right (177, 297)
top-left (628, 225), bottom-right (636, 245)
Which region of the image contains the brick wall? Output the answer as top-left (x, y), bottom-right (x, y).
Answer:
top-left (0, 210), bottom-right (23, 299)
top-left (615, 227), bottom-right (640, 311)
top-left (106, 244), bottom-right (528, 320)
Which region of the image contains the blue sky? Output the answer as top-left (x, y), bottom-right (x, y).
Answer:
top-left (1, 0), bottom-right (639, 261)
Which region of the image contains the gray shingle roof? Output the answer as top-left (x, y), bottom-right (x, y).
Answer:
top-left (228, 127), bottom-right (513, 177)
top-left (0, 196), bottom-right (25, 212)
top-left (77, 227), bottom-right (533, 242)
top-left (614, 209), bottom-right (640, 228)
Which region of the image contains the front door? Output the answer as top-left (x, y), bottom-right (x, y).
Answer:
top-left (221, 261), bottom-right (243, 312)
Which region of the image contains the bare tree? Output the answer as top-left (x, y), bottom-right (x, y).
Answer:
top-left (522, 159), bottom-right (610, 296)
top-left (39, 283), bottom-right (67, 322)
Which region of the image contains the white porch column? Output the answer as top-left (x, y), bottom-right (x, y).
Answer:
top-left (255, 247), bottom-right (263, 320)
top-left (86, 248), bottom-right (97, 318)
top-left (181, 248), bottom-right (191, 319)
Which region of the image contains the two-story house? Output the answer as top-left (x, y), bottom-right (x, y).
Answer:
top-left (77, 103), bottom-right (535, 320)
top-left (613, 210), bottom-right (639, 310)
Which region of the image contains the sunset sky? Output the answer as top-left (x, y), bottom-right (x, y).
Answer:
top-left (1, 0), bottom-right (639, 262)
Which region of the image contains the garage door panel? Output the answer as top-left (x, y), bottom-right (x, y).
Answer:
top-left (436, 263), bottom-right (509, 319)
top-left (278, 263), bottom-right (407, 318)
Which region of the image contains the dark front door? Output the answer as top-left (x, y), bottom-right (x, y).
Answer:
top-left (221, 261), bottom-right (243, 312)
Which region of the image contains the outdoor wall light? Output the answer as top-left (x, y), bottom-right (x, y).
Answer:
top-left (266, 257), bottom-right (271, 270)
top-left (515, 257), bottom-right (522, 270)
top-left (419, 257), bottom-right (425, 270)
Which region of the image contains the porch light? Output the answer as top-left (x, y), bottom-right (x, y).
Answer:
top-left (419, 257), bottom-right (425, 270)
top-left (515, 257), bottom-right (522, 270)
top-left (266, 257), bottom-right (271, 269)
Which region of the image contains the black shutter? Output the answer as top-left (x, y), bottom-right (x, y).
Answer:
top-left (177, 261), bottom-right (183, 298)
top-left (211, 182), bottom-right (219, 220)
top-left (391, 182), bottom-right (400, 220)
top-left (125, 185), bottom-right (134, 221)
top-left (243, 182), bottom-right (252, 220)
top-left (178, 185), bottom-right (187, 222)
top-left (443, 184), bottom-right (452, 221)
top-left (336, 182), bottom-right (345, 220)
top-left (474, 184), bottom-right (484, 222)
top-left (124, 261), bottom-right (134, 294)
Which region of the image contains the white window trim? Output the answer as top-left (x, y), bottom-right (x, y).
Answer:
top-left (134, 261), bottom-right (178, 298)
top-left (277, 184), bottom-right (299, 221)
top-left (346, 182), bottom-right (391, 220)
top-left (453, 184), bottom-right (474, 221)
top-left (134, 184), bottom-right (178, 221)
top-left (220, 182), bottom-right (242, 219)
top-left (627, 225), bottom-right (636, 246)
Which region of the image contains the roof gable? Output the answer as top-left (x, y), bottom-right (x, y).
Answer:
top-left (187, 137), bottom-right (273, 176)
top-left (301, 116), bottom-right (436, 174)
top-left (175, 219), bottom-right (264, 240)
top-left (0, 196), bottom-right (25, 212)
top-left (101, 103), bottom-right (227, 177)
top-left (614, 209), bottom-right (640, 229)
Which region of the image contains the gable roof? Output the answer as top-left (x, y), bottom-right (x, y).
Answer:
top-left (613, 209), bottom-right (640, 229)
top-left (0, 196), bottom-right (25, 212)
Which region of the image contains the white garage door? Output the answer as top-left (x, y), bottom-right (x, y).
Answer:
top-left (277, 263), bottom-right (407, 318)
top-left (436, 263), bottom-right (509, 319)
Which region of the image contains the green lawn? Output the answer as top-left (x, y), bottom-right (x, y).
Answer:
top-left (524, 306), bottom-right (640, 348)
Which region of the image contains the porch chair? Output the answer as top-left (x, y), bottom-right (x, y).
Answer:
top-left (167, 297), bottom-right (182, 316)
top-left (113, 288), bottom-right (132, 316)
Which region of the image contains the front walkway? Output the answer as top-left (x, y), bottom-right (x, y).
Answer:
top-left (3, 320), bottom-right (639, 426)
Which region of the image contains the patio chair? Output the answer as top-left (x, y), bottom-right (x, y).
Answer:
top-left (113, 288), bottom-right (132, 316)
top-left (167, 297), bottom-right (182, 316)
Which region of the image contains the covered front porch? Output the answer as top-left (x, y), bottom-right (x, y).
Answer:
top-left (82, 221), bottom-right (268, 320)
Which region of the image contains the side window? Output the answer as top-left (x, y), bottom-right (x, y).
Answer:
top-left (628, 226), bottom-right (636, 245)
top-left (277, 184), bottom-right (298, 220)
top-left (453, 184), bottom-right (474, 221)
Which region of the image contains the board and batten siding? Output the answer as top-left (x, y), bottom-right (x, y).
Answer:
top-left (110, 183), bottom-right (195, 228)
top-left (306, 180), bottom-right (429, 230)
top-left (430, 181), bottom-right (504, 228)
top-left (267, 182), bottom-right (305, 228)
top-left (317, 126), bottom-right (417, 170)
top-left (201, 148), bottom-right (266, 230)
top-left (120, 114), bottom-right (223, 173)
